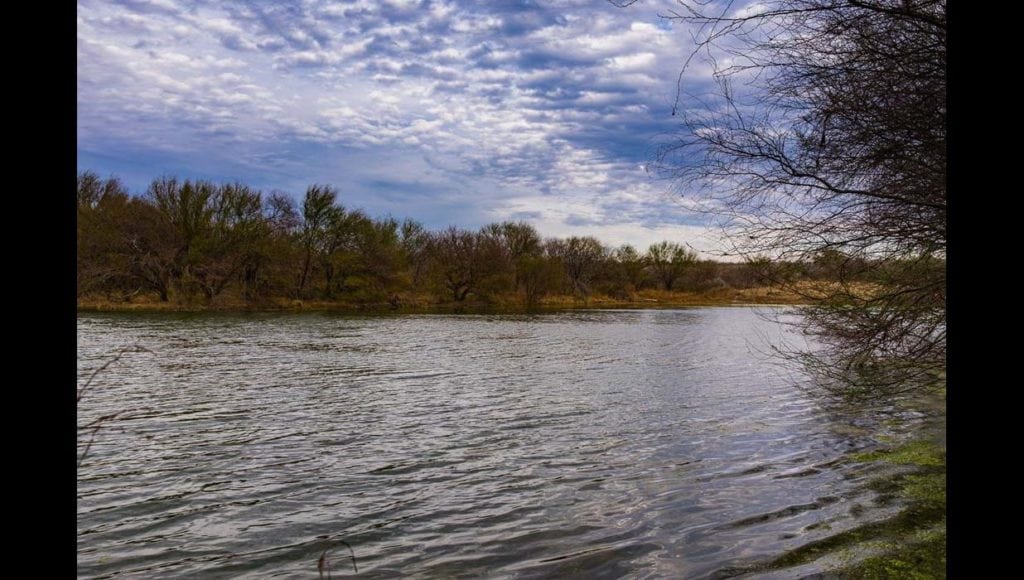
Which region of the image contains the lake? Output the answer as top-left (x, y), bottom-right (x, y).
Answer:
top-left (77, 307), bottom-right (942, 578)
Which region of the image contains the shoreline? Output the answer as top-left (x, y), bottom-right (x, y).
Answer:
top-left (77, 288), bottom-right (809, 314)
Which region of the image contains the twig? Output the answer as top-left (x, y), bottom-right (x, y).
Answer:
top-left (318, 540), bottom-right (358, 578)
top-left (77, 345), bottom-right (151, 403)
top-left (77, 345), bottom-right (152, 467)
top-left (77, 411), bottom-right (125, 468)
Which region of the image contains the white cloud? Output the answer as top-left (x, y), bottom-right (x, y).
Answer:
top-left (78, 0), bottom-right (718, 249)
top-left (606, 52), bottom-right (657, 70)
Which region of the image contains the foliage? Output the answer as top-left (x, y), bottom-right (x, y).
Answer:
top-left (78, 171), bottom-right (872, 308)
top-left (646, 241), bottom-right (698, 290)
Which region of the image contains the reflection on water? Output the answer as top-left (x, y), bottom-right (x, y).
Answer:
top-left (77, 308), bottom-right (941, 578)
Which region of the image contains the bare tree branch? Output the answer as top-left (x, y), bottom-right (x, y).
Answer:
top-left (619, 0), bottom-right (946, 393)
top-left (77, 345), bottom-right (152, 467)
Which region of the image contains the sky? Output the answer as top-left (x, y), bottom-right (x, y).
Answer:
top-left (77, 0), bottom-right (731, 254)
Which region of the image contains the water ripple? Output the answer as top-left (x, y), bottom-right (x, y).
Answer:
top-left (78, 308), bottom-right (931, 578)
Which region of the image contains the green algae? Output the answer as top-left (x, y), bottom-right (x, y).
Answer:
top-left (840, 528), bottom-right (946, 579)
top-left (760, 437), bottom-right (946, 578)
top-left (851, 440), bottom-right (945, 467)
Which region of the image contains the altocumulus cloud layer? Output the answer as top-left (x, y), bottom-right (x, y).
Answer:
top-left (78, 0), bottom-right (727, 251)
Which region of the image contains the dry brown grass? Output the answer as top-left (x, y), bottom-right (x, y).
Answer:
top-left (79, 285), bottom-right (810, 313)
top-left (787, 280), bottom-right (882, 300)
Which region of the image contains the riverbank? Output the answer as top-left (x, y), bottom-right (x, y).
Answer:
top-left (78, 286), bottom-right (810, 313)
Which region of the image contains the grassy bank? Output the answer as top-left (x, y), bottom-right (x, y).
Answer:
top-left (774, 438), bottom-right (946, 578)
top-left (78, 286), bottom-right (810, 313)
top-left (766, 385), bottom-right (946, 579)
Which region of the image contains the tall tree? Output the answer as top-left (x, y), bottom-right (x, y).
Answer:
top-left (478, 221), bottom-right (543, 296)
top-left (645, 0), bottom-right (946, 391)
top-left (646, 241), bottom-right (698, 291)
top-left (427, 226), bottom-right (484, 302)
top-left (145, 177), bottom-right (222, 299)
top-left (189, 183), bottom-right (265, 301)
top-left (547, 236), bottom-right (607, 298)
top-left (296, 185), bottom-right (343, 298)
top-left (77, 172), bottom-right (133, 297)
top-left (399, 218), bottom-right (431, 288)
top-left (613, 244), bottom-right (648, 293)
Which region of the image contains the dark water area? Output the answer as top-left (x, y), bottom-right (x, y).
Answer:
top-left (77, 308), bottom-right (943, 578)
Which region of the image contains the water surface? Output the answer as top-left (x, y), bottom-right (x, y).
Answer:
top-left (77, 308), bottom-right (937, 578)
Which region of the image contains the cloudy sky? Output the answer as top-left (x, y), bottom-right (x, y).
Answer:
top-left (77, 0), bottom-right (729, 253)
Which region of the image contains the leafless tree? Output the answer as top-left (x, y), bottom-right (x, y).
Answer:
top-left (626, 0), bottom-right (946, 393)
top-left (400, 219), bottom-right (432, 288)
top-left (482, 221), bottom-right (544, 292)
top-left (428, 226), bottom-right (485, 302)
top-left (546, 236), bottom-right (608, 298)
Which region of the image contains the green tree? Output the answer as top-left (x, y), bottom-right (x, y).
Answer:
top-left (477, 221), bottom-right (544, 299)
top-left (296, 185), bottom-right (343, 298)
top-left (518, 254), bottom-right (563, 307)
top-left (188, 183), bottom-right (266, 301)
top-left (399, 218), bottom-right (431, 288)
top-left (344, 215), bottom-right (405, 301)
top-left (144, 177), bottom-right (223, 300)
top-left (613, 244), bottom-right (648, 293)
top-left (646, 241), bottom-right (697, 291)
top-left (77, 172), bottom-right (134, 298)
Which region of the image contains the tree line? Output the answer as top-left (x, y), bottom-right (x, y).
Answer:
top-left (78, 171), bottom-right (931, 309)
top-left (78, 171), bottom-right (822, 307)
